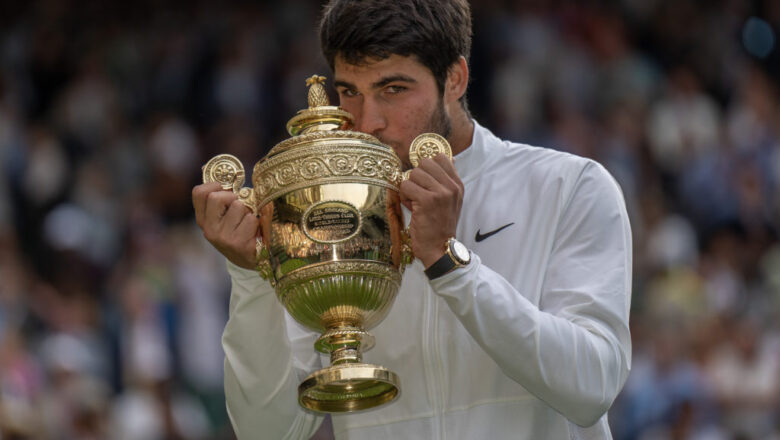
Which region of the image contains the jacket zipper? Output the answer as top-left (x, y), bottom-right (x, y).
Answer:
top-left (421, 280), bottom-right (442, 439)
top-left (432, 292), bottom-right (447, 438)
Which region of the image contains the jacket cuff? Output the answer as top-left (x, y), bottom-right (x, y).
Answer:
top-left (428, 252), bottom-right (480, 297)
top-left (226, 260), bottom-right (266, 283)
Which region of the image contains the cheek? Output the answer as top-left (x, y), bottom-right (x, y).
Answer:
top-left (387, 108), bottom-right (433, 170)
top-left (387, 96), bottom-right (436, 139)
top-left (339, 100), bottom-right (360, 121)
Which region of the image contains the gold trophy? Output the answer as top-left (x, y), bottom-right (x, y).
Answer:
top-left (202, 75), bottom-right (451, 413)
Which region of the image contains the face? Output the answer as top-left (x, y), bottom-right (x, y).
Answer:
top-left (334, 55), bottom-right (451, 169)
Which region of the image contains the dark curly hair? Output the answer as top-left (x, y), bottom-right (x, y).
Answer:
top-left (319, 0), bottom-right (472, 107)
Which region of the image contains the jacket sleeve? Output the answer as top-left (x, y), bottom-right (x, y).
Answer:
top-left (222, 262), bottom-right (324, 439)
top-left (430, 162), bottom-right (632, 427)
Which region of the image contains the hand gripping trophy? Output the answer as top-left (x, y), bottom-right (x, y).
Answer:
top-left (202, 75), bottom-right (452, 413)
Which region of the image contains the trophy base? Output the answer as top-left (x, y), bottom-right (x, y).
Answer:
top-left (298, 363), bottom-right (400, 413)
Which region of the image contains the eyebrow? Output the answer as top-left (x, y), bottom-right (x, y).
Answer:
top-left (333, 74), bottom-right (418, 91)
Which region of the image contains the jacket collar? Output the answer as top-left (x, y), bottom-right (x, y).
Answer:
top-left (453, 119), bottom-right (492, 184)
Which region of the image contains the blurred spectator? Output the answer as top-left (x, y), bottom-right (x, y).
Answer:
top-left (646, 66), bottom-right (721, 175)
top-left (705, 317), bottom-right (780, 439)
top-left (0, 1), bottom-right (779, 439)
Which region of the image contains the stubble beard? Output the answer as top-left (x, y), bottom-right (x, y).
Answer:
top-left (391, 97), bottom-right (452, 171)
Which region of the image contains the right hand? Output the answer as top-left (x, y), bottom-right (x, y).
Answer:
top-left (400, 154), bottom-right (463, 268)
top-left (192, 182), bottom-right (259, 270)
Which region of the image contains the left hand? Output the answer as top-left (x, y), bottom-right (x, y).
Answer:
top-left (400, 154), bottom-right (464, 268)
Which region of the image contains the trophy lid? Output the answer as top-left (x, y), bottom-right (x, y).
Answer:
top-left (285, 75), bottom-right (354, 136)
top-left (251, 75), bottom-right (402, 208)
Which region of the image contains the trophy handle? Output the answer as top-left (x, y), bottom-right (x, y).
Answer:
top-left (401, 132), bottom-right (453, 181)
top-left (407, 132), bottom-right (452, 167)
top-left (256, 237), bottom-right (274, 285)
top-left (400, 228), bottom-right (414, 268)
top-left (202, 154), bottom-right (257, 214)
top-left (203, 154), bottom-right (274, 282)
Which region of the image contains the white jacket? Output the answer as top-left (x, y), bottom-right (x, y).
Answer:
top-left (222, 121), bottom-right (632, 439)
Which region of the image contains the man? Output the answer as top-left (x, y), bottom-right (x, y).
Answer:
top-left (192, 0), bottom-right (632, 438)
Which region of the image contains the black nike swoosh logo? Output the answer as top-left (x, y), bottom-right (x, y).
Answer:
top-left (475, 223), bottom-right (515, 242)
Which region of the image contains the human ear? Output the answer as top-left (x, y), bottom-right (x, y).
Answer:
top-left (444, 56), bottom-right (469, 104)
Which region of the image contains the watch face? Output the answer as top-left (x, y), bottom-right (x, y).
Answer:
top-left (451, 240), bottom-right (470, 264)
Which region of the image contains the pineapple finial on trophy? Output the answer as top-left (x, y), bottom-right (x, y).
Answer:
top-left (287, 74), bottom-right (354, 136)
top-left (306, 75), bottom-right (329, 108)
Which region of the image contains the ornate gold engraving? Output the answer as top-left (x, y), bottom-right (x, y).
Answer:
top-left (253, 144), bottom-right (402, 207)
top-left (270, 130), bottom-right (379, 155)
top-left (202, 154), bottom-right (245, 190)
top-left (277, 260), bottom-right (402, 287)
top-left (202, 154), bottom-right (258, 214)
top-left (408, 132), bottom-right (453, 167)
top-left (256, 238), bottom-right (274, 284)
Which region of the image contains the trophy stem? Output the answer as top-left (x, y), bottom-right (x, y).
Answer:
top-left (315, 325), bottom-right (375, 356)
top-left (298, 325), bottom-right (400, 413)
top-left (331, 347), bottom-right (362, 364)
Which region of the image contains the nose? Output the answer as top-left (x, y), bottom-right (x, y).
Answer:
top-left (354, 97), bottom-right (387, 135)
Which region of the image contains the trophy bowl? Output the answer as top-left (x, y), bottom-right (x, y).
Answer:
top-left (202, 75), bottom-right (451, 413)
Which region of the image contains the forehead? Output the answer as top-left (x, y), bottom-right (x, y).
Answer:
top-left (333, 54), bottom-right (435, 87)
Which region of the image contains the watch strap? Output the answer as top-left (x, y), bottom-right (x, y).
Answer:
top-left (424, 252), bottom-right (457, 280)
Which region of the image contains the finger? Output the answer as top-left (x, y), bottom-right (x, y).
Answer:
top-left (205, 190), bottom-right (237, 225)
top-left (221, 199), bottom-right (252, 233)
top-left (399, 178), bottom-right (433, 204)
top-left (399, 187), bottom-right (413, 210)
top-left (417, 158), bottom-right (458, 191)
top-left (406, 166), bottom-right (442, 192)
top-left (432, 153), bottom-right (459, 181)
top-left (430, 154), bottom-right (464, 197)
top-left (192, 182), bottom-right (225, 226)
top-left (235, 212), bottom-right (261, 242)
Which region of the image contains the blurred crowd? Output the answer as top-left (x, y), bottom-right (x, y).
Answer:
top-left (0, 0), bottom-right (778, 439)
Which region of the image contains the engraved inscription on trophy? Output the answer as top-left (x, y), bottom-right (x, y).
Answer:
top-left (303, 201), bottom-right (362, 244)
